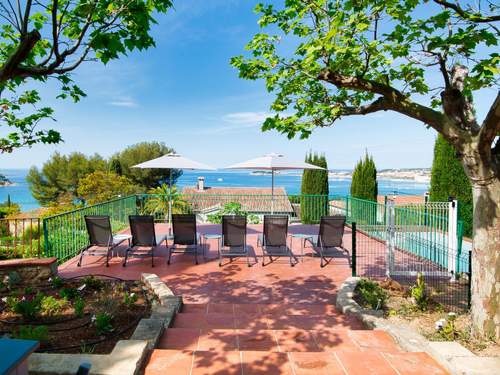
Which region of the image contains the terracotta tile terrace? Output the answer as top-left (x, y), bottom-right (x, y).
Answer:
top-left (58, 223), bottom-right (449, 374)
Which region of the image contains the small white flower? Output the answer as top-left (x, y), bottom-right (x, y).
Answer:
top-left (48, 277), bottom-right (52, 282)
top-left (435, 319), bottom-right (446, 330)
top-left (1, 297), bottom-right (7, 303)
top-left (91, 315), bottom-right (96, 323)
top-left (448, 312), bottom-right (456, 318)
top-left (21, 296), bottom-right (26, 301)
top-left (130, 293), bottom-right (136, 298)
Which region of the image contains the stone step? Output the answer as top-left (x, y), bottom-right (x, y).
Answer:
top-left (158, 328), bottom-right (401, 353)
top-left (145, 349), bottom-right (449, 375)
top-left (172, 311), bottom-right (364, 330)
top-left (181, 302), bottom-right (340, 316)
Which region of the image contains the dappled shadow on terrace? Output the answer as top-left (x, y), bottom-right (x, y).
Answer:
top-left (59, 224), bottom-right (353, 305)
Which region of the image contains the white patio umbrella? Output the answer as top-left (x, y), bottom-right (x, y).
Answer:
top-left (132, 153), bottom-right (216, 226)
top-left (225, 153), bottom-right (325, 214)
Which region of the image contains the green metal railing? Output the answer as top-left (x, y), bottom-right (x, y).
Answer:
top-left (42, 193), bottom-right (466, 275)
top-left (136, 193), bottom-right (345, 224)
top-left (43, 195), bottom-right (137, 262)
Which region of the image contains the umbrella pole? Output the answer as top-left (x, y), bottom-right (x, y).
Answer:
top-left (271, 169), bottom-right (274, 214)
top-left (168, 172), bottom-right (173, 235)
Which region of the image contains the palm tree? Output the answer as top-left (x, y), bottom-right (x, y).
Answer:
top-left (142, 184), bottom-right (190, 221)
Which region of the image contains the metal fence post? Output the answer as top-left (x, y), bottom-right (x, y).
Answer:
top-left (468, 250), bottom-right (472, 310)
top-left (42, 218), bottom-right (49, 258)
top-left (352, 222), bottom-right (357, 277)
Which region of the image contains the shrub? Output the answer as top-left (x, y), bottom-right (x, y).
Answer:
top-left (60, 287), bottom-right (79, 300)
top-left (410, 273), bottom-right (429, 311)
top-left (50, 276), bottom-right (64, 288)
top-left (82, 276), bottom-right (104, 290)
top-left (356, 278), bottom-right (387, 310)
top-left (207, 202), bottom-right (259, 224)
top-left (12, 293), bottom-right (44, 321)
top-left (123, 292), bottom-right (138, 308)
top-left (74, 297), bottom-right (85, 318)
top-left (41, 296), bottom-right (68, 316)
top-left (14, 325), bottom-right (49, 341)
top-left (94, 312), bottom-right (113, 335)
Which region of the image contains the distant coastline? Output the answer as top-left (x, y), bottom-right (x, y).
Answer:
top-left (329, 168), bottom-right (431, 183)
top-left (0, 168), bottom-right (430, 212)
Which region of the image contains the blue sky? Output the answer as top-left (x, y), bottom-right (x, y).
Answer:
top-left (1, 0), bottom-right (497, 170)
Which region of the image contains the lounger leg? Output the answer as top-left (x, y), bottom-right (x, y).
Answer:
top-left (122, 248), bottom-right (129, 267)
top-left (246, 246), bottom-right (250, 267)
top-left (219, 249), bottom-right (222, 267)
top-left (77, 247), bottom-right (87, 267)
top-left (106, 246), bottom-right (111, 267)
top-left (167, 247), bottom-right (172, 265)
top-left (195, 246), bottom-right (198, 265)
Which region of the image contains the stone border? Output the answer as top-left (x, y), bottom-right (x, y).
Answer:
top-left (28, 273), bottom-right (182, 375)
top-left (336, 277), bottom-right (500, 375)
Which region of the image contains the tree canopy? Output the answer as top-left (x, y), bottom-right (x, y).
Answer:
top-left (77, 171), bottom-right (141, 205)
top-left (26, 151), bottom-right (106, 205)
top-left (0, 0), bottom-right (173, 153)
top-left (27, 142), bottom-right (179, 206)
top-left (231, 0), bottom-right (499, 165)
top-left (112, 141), bottom-right (182, 189)
top-left (430, 134), bottom-right (473, 237)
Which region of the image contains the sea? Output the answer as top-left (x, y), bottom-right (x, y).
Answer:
top-left (0, 169), bottom-right (430, 212)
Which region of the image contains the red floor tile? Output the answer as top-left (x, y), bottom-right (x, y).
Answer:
top-left (145, 350), bottom-right (193, 375)
top-left (312, 329), bottom-right (360, 351)
top-left (172, 313), bottom-right (207, 328)
top-left (241, 351), bottom-right (294, 375)
top-left (289, 352), bottom-right (345, 375)
top-left (335, 351), bottom-right (398, 375)
top-left (238, 330), bottom-right (280, 351)
top-left (235, 314), bottom-right (270, 330)
top-left (382, 352), bottom-right (450, 375)
top-left (157, 328), bottom-right (200, 350)
top-left (234, 303), bottom-right (262, 315)
top-left (198, 329), bottom-right (238, 351)
top-left (205, 313), bottom-right (236, 329)
top-left (349, 330), bottom-right (401, 352)
top-left (182, 303), bottom-right (208, 313)
top-left (208, 303), bottom-right (235, 314)
top-left (274, 329), bottom-right (320, 352)
top-left (191, 351), bottom-right (242, 375)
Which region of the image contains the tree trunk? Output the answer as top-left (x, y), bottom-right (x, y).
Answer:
top-left (470, 177), bottom-right (500, 340)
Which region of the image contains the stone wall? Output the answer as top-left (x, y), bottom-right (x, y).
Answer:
top-left (0, 257), bottom-right (58, 285)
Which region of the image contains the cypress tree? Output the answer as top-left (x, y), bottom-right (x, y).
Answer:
top-left (350, 153), bottom-right (378, 224)
top-left (351, 153), bottom-right (377, 201)
top-left (430, 135), bottom-right (473, 237)
top-left (301, 152), bottom-right (329, 223)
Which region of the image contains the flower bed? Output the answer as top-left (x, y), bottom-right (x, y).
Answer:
top-left (0, 275), bottom-right (153, 354)
top-left (353, 277), bottom-right (500, 356)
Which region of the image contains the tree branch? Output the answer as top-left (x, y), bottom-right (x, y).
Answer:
top-left (479, 92), bottom-right (500, 149)
top-left (318, 70), bottom-right (405, 100)
top-left (434, 0), bottom-right (500, 22)
top-left (338, 97), bottom-right (390, 116)
top-left (317, 69), bottom-right (465, 144)
top-left (0, 30), bottom-right (41, 82)
top-left (21, 0), bottom-right (32, 34)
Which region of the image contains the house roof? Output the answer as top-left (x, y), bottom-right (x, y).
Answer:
top-left (181, 186), bottom-right (293, 213)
